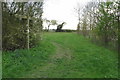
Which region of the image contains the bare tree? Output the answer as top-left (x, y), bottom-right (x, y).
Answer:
top-left (74, 3), bottom-right (82, 34)
top-left (44, 19), bottom-right (57, 32)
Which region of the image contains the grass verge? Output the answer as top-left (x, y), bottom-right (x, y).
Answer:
top-left (3, 39), bottom-right (55, 78)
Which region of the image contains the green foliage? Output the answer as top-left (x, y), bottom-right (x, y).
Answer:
top-left (2, 12), bottom-right (27, 50)
top-left (44, 19), bottom-right (58, 32)
top-left (95, 2), bottom-right (118, 46)
top-left (51, 20), bottom-right (58, 25)
top-left (80, 1), bottom-right (119, 50)
top-left (2, 2), bottom-right (43, 51)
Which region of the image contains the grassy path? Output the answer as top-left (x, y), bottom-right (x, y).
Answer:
top-left (52, 42), bottom-right (72, 60)
top-left (25, 32), bottom-right (118, 78)
top-left (3, 32), bottom-right (118, 78)
top-left (25, 42), bottom-right (72, 78)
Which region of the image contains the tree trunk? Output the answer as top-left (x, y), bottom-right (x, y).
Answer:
top-left (77, 23), bottom-right (80, 34)
top-left (89, 14), bottom-right (92, 38)
top-left (118, 16), bottom-right (120, 54)
top-left (47, 24), bottom-right (50, 32)
top-left (27, 16), bottom-right (30, 50)
top-left (0, 2), bottom-right (2, 51)
top-left (104, 25), bottom-right (109, 46)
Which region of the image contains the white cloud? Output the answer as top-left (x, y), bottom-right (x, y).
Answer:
top-left (43, 0), bottom-right (92, 30)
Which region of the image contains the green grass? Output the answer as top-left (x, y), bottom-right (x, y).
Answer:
top-left (3, 39), bottom-right (55, 78)
top-left (43, 32), bottom-right (118, 78)
top-left (3, 32), bottom-right (118, 78)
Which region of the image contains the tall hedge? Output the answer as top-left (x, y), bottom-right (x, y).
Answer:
top-left (2, 2), bottom-right (43, 51)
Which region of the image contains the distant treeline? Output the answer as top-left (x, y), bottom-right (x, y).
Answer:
top-left (43, 29), bottom-right (76, 32)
